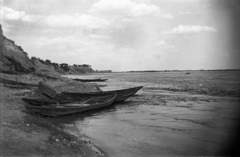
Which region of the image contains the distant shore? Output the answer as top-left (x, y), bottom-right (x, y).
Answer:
top-left (122, 69), bottom-right (240, 73)
top-left (0, 72), bottom-right (105, 157)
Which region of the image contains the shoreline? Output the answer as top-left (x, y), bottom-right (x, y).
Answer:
top-left (2, 71), bottom-right (239, 156)
top-left (0, 72), bottom-right (106, 157)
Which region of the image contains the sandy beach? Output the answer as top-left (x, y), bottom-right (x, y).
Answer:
top-left (0, 73), bottom-right (105, 157)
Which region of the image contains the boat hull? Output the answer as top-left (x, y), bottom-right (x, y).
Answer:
top-left (23, 94), bottom-right (116, 117)
top-left (73, 78), bottom-right (108, 82)
top-left (63, 86), bottom-right (143, 102)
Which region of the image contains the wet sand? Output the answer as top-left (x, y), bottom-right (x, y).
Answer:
top-left (72, 91), bottom-right (240, 156)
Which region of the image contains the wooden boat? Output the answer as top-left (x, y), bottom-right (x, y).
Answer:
top-left (22, 96), bottom-right (89, 106)
top-left (23, 94), bottom-right (116, 117)
top-left (22, 92), bottom-right (114, 106)
top-left (73, 78), bottom-right (108, 82)
top-left (63, 86), bottom-right (143, 102)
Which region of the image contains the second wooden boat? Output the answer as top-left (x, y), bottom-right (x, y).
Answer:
top-left (22, 96), bottom-right (89, 106)
top-left (63, 86), bottom-right (143, 102)
top-left (73, 78), bottom-right (108, 82)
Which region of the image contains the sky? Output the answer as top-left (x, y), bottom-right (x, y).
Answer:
top-left (0, 0), bottom-right (240, 71)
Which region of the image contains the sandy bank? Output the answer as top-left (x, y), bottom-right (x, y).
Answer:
top-left (0, 73), bottom-right (105, 157)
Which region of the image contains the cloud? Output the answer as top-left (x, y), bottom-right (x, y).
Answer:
top-left (155, 40), bottom-right (175, 49)
top-left (90, 0), bottom-right (134, 13)
top-left (35, 36), bottom-right (107, 49)
top-left (35, 36), bottom-right (78, 48)
top-left (161, 13), bottom-right (174, 19)
top-left (179, 11), bottom-right (191, 15)
top-left (162, 25), bottom-right (217, 35)
top-left (155, 40), bottom-right (167, 45)
top-left (90, 0), bottom-right (161, 17)
top-left (129, 3), bottom-right (160, 16)
top-left (46, 14), bottom-right (110, 29)
top-left (87, 34), bottom-right (110, 39)
top-left (0, 7), bottom-right (41, 22)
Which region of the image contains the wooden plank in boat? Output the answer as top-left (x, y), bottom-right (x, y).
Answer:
top-left (38, 82), bottom-right (57, 99)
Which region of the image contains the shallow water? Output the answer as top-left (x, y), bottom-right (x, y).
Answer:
top-left (64, 71), bottom-right (240, 156)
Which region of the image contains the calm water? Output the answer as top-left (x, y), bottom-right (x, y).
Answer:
top-left (63, 71), bottom-right (240, 156)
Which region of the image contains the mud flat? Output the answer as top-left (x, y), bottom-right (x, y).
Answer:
top-left (71, 91), bottom-right (240, 157)
top-left (0, 73), bottom-right (105, 157)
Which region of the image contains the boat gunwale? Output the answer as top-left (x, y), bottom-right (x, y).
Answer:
top-left (63, 86), bottom-right (143, 95)
top-left (24, 94), bottom-right (116, 109)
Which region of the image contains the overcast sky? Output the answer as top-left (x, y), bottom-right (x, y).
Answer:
top-left (0, 0), bottom-right (239, 71)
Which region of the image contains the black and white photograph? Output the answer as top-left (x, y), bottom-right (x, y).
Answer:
top-left (0, 0), bottom-right (240, 156)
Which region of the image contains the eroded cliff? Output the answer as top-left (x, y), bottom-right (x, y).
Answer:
top-left (0, 24), bottom-right (95, 75)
